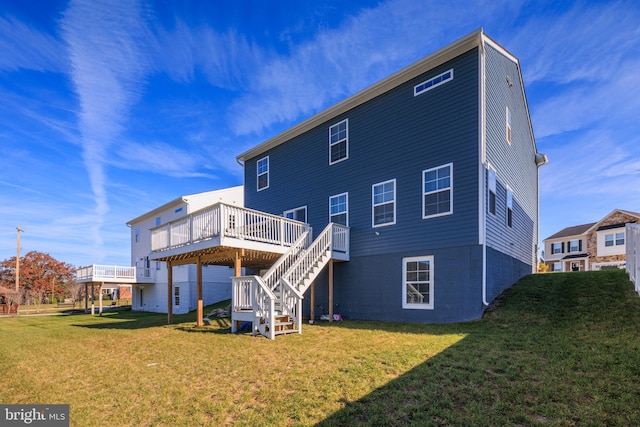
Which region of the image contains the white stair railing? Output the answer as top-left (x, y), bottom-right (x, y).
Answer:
top-left (232, 222), bottom-right (349, 339)
top-left (261, 229), bottom-right (313, 291)
top-left (232, 275), bottom-right (277, 339)
top-left (283, 223), bottom-right (335, 295)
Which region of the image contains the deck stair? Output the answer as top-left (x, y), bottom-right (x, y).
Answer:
top-left (232, 222), bottom-right (348, 339)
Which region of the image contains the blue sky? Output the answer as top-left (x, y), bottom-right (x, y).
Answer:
top-left (1, 0), bottom-right (639, 267)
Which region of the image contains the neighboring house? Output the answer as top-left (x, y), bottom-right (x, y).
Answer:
top-left (126, 186), bottom-right (244, 314)
top-left (544, 209), bottom-right (640, 272)
top-left (76, 186), bottom-right (244, 316)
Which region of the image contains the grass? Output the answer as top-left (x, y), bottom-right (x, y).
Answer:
top-left (1, 270), bottom-right (639, 426)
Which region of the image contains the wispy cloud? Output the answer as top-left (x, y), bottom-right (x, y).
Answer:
top-left (110, 139), bottom-right (218, 179)
top-left (513, 1), bottom-right (640, 86)
top-left (225, 0), bottom-right (517, 137)
top-left (153, 21), bottom-right (267, 90)
top-left (0, 16), bottom-right (66, 72)
top-left (60, 0), bottom-right (154, 250)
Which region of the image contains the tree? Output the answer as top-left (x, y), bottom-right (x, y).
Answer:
top-left (0, 251), bottom-right (76, 305)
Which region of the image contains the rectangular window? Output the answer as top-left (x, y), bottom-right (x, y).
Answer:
top-left (174, 286), bottom-right (180, 306)
top-left (506, 187), bottom-right (513, 228)
top-left (423, 163), bottom-right (452, 218)
top-left (329, 193), bottom-right (348, 226)
top-left (284, 206), bottom-right (307, 223)
top-left (552, 242), bottom-right (562, 254)
top-left (553, 262), bottom-right (562, 272)
top-left (372, 179), bottom-right (396, 227)
top-left (155, 217), bottom-right (161, 226)
top-left (329, 119), bottom-right (348, 165)
top-left (414, 69), bottom-right (453, 96)
top-left (402, 256), bottom-right (434, 309)
top-left (569, 239), bottom-right (580, 252)
top-left (616, 232), bottom-right (625, 246)
top-left (135, 226), bottom-right (139, 243)
top-left (257, 156), bottom-right (269, 191)
top-left (506, 107), bottom-right (512, 144)
top-left (488, 166), bottom-right (496, 215)
top-left (605, 234), bottom-right (614, 247)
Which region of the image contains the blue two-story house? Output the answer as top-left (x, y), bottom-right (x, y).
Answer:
top-left (235, 29), bottom-right (546, 327)
top-left (147, 29), bottom-right (546, 338)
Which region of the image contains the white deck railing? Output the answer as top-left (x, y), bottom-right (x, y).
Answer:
top-left (150, 203), bottom-right (309, 253)
top-left (626, 223), bottom-right (640, 295)
top-left (76, 264), bottom-right (136, 283)
top-left (231, 222), bottom-right (350, 339)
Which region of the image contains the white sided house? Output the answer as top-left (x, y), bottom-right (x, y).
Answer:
top-left (126, 186), bottom-right (244, 314)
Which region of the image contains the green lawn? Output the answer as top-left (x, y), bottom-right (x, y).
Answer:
top-left (1, 270), bottom-right (639, 426)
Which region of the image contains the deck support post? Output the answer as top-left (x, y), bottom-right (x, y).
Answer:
top-left (98, 282), bottom-right (103, 315)
top-left (310, 281), bottom-right (315, 323)
top-left (84, 284), bottom-right (88, 312)
top-left (328, 260), bottom-right (334, 323)
top-left (234, 250), bottom-right (242, 277)
top-left (196, 256), bottom-right (203, 327)
top-left (232, 250), bottom-right (243, 332)
top-left (91, 283), bottom-right (95, 315)
top-left (167, 261), bottom-right (173, 324)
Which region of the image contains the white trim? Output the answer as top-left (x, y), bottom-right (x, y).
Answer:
top-left (402, 255), bottom-right (434, 310)
top-left (329, 192), bottom-right (349, 226)
top-left (414, 68), bottom-right (453, 96)
top-left (372, 179), bottom-right (396, 228)
top-left (506, 106), bottom-right (512, 145)
top-left (256, 156), bottom-right (269, 191)
top-left (329, 118), bottom-right (349, 165)
top-left (479, 43), bottom-right (488, 305)
top-left (487, 164), bottom-right (497, 216)
top-left (283, 206), bottom-right (308, 223)
top-left (422, 163), bottom-right (453, 219)
top-left (506, 185), bottom-right (513, 228)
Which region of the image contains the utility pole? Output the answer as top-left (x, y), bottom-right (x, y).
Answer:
top-left (16, 226), bottom-right (23, 293)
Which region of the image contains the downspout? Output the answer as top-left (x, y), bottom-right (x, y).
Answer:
top-left (479, 35), bottom-right (489, 306)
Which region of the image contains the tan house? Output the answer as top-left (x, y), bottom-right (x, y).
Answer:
top-left (544, 209), bottom-right (640, 272)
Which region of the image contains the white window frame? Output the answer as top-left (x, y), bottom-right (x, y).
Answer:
top-left (329, 119), bottom-right (348, 165)
top-left (414, 68), bottom-right (453, 96)
top-left (488, 165), bottom-right (497, 216)
top-left (605, 233), bottom-right (614, 247)
top-left (553, 262), bottom-right (562, 272)
top-left (283, 206), bottom-right (307, 223)
top-left (569, 239), bottom-right (580, 253)
top-left (506, 186), bottom-right (513, 228)
top-left (174, 286), bottom-right (180, 307)
top-left (372, 179), bottom-right (396, 227)
top-left (329, 192), bottom-right (349, 226)
top-left (134, 226), bottom-right (140, 243)
top-left (506, 107), bottom-right (512, 144)
top-left (257, 156), bottom-right (269, 191)
top-left (616, 232), bottom-right (625, 246)
top-left (422, 163), bottom-right (453, 219)
top-left (402, 255), bottom-right (434, 310)
top-left (552, 242), bottom-right (562, 254)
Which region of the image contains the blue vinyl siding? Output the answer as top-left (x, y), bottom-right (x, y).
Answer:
top-left (304, 246), bottom-right (484, 323)
top-left (484, 43), bottom-right (538, 271)
top-left (242, 40), bottom-right (539, 323)
top-left (245, 49), bottom-right (480, 258)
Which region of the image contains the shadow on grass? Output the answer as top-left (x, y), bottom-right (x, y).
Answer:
top-left (71, 300), bottom-right (233, 331)
top-left (316, 270), bottom-right (640, 426)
